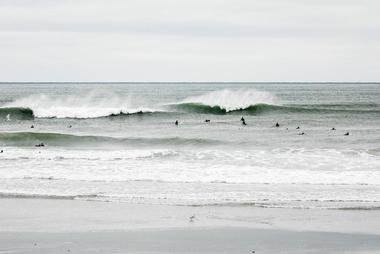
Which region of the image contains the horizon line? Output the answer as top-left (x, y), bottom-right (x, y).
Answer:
top-left (0, 81), bottom-right (379, 84)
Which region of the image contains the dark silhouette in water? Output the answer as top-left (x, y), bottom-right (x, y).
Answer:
top-left (298, 132), bottom-right (305, 135)
top-left (275, 122), bottom-right (280, 127)
top-left (296, 126), bottom-right (300, 129)
top-left (332, 127), bottom-right (336, 130)
top-left (30, 125), bottom-right (34, 128)
top-left (242, 120), bottom-right (247, 125)
top-left (205, 119), bottom-right (210, 123)
top-left (0, 150), bottom-right (3, 153)
top-left (35, 143), bottom-right (45, 147)
top-left (240, 117), bottom-right (245, 122)
top-left (344, 132), bottom-right (350, 136)
top-left (68, 125), bottom-right (72, 128)
top-left (175, 120), bottom-right (179, 126)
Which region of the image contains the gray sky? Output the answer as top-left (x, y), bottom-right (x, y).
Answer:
top-left (0, 0), bottom-right (379, 82)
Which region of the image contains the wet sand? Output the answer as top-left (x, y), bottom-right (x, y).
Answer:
top-left (1, 198), bottom-right (380, 253)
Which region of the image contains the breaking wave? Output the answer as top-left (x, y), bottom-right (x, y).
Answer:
top-left (2, 89), bottom-right (379, 119)
top-left (3, 92), bottom-right (163, 119)
top-left (0, 107), bottom-right (34, 120)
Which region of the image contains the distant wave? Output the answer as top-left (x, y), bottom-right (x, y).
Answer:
top-left (176, 88), bottom-right (278, 112)
top-left (3, 92), bottom-right (164, 119)
top-left (1, 103), bottom-right (379, 121)
top-left (2, 89), bottom-right (380, 119)
top-left (0, 132), bottom-right (221, 147)
top-left (172, 102), bottom-right (380, 115)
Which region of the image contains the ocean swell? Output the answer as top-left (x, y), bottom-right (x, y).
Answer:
top-left (0, 132), bottom-right (221, 147)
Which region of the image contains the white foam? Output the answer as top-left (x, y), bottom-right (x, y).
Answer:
top-left (5, 89), bottom-right (277, 117)
top-left (180, 89), bottom-right (278, 111)
top-left (5, 91), bottom-right (160, 118)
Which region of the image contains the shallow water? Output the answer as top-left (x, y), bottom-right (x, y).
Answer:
top-left (0, 82), bottom-right (379, 209)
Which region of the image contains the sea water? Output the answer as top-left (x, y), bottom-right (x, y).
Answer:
top-left (0, 82), bottom-right (379, 209)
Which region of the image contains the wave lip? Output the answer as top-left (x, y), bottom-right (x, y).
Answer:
top-left (173, 102), bottom-right (282, 114)
top-left (172, 102), bottom-right (380, 115)
top-left (177, 88), bottom-right (278, 112)
top-left (0, 107), bottom-right (34, 120)
top-left (4, 92), bottom-right (164, 119)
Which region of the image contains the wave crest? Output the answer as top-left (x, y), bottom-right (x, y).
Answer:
top-left (178, 89), bottom-right (278, 112)
top-left (4, 92), bottom-right (161, 118)
top-left (0, 107), bottom-right (34, 120)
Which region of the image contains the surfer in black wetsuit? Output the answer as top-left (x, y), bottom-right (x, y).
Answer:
top-left (240, 117), bottom-right (245, 122)
top-left (242, 120), bottom-right (247, 125)
top-left (205, 119), bottom-right (210, 123)
top-left (344, 132), bottom-right (349, 136)
top-left (175, 120), bottom-right (178, 126)
top-left (275, 122), bottom-right (280, 127)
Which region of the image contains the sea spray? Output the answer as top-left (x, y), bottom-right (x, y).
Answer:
top-left (4, 90), bottom-right (160, 118)
top-left (178, 89), bottom-right (278, 112)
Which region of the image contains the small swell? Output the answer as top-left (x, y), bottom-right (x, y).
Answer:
top-left (0, 132), bottom-right (222, 147)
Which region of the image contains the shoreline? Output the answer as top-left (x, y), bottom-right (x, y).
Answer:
top-left (1, 198), bottom-right (380, 253)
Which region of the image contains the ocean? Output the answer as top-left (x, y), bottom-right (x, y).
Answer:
top-left (0, 82), bottom-right (379, 209)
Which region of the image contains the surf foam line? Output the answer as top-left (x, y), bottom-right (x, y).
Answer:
top-left (0, 132), bottom-right (222, 147)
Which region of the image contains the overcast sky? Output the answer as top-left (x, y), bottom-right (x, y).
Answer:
top-left (0, 0), bottom-right (379, 82)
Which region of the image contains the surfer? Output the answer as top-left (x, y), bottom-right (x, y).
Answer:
top-left (68, 125), bottom-right (72, 128)
top-left (296, 126), bottom-right (300, 129)
top-left (175, 120), bottom-right (179, 126)
top-left (35, 143), bottom-right (45, 147)
top-left (0, 150), bottom-right (3, 153)
top-left (30, 125), bottom-right (34, 128)
top-left (240, 117), bottom-right (245, 122)
top-left (344, 132), bottom-right (349, 136)
top-left (242, 120), bottom-right (247, 125)
top-left (275, 122), bottom-right (280, 127)
top-left (332, 127), bottom-right (336, 130)
top-left (205, 119), bottom-right (210, 123)
top-left (298, 132), bottom-right (305, 135)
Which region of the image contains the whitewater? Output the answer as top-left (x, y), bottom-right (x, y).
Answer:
top-left (0, 82), bottom-right (380, 209)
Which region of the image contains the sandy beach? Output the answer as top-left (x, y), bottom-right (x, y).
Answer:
top-left (1, 198), bottom-right (380, 253)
